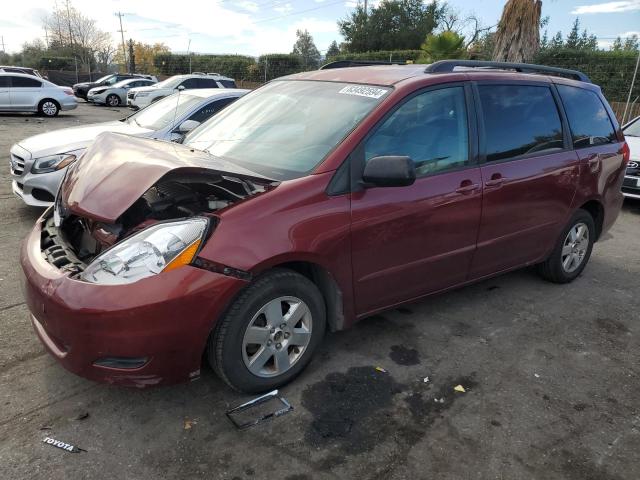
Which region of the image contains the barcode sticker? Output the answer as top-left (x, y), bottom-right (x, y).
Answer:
top-left (339, 85), bottom-right (389, 99)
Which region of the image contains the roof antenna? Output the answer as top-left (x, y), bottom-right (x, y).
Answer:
top-left (171, 84), bottom-right (185, 137)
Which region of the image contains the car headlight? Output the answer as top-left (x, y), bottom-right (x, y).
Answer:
top-left (80, 217), bottom-right (209, 285)
top-left (135, 92), bottom-right (149, 98)
top-left (31, 150), bottom-right (83, 174)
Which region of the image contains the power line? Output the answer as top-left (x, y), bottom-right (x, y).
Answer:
top-left (251, 0), bottom-right (345, 24)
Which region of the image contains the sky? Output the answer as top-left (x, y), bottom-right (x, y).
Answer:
top-left (0, 0), bottom-right (639, 55)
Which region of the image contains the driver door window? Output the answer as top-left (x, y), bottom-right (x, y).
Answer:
top-left (180, 78), bottom-right (199, 89)
top-left (365, 86), bottom-right (469, 177)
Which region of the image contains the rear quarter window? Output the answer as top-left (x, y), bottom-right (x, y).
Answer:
top-left (218, 80), bottom-right (237, 88)
top-left (11, 76), bottom-right (42, 88)
top-left (478, 84), bottom-right (564, 162)
top-left (557, 85), bottom-right (616, 148)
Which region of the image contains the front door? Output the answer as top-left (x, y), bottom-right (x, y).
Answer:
top-left (350, 84), bottom-right (482, 315)
top-left (9, 75), bottom-right (43, 110)
top-left (469, 83), bottom-right (580, 279)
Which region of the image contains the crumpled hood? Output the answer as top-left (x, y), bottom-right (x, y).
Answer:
top-left (18, 121), bottom-right (152, 158)
top-left (59, 132), bottom-right (273, 223)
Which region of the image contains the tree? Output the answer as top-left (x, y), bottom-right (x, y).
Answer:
top-left (43, 0), bottom-right (112, 71)
top-left (492, 0), bottom-right (542, 62)
top-left (421, 31), bottom-right (466, 61)
top-left (292, 29), bottom-right (321, 69)
top-left (338, 0), bottom-right (443, 52)
top-left (623, 35), bottom-right (639, 51)
top-left (550, 31), bottom-right (564, 49)
top-left (565, 18), bottom-right (581, 49)
top-left (115, 42), bottom-right (170, 74)
top-left (128, 39), bottom-right (136, 73)
top-left (326, 40), bottom-right (341, 58)
top-left (612, 37), bottom-right (623, 51)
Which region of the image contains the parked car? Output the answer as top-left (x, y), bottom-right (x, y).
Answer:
top-left (622, 115), bottom-right (640, 199)
top-left (21, 61), bottom-right (629, 393)
top-left (0, 66), bottom-right (43, 78)
top-left (127, 73), bottom-right (236, 109)
top-left (0, 73), bottom-right (76, 116)
top-left (87, 77), bottom-right (157, 106)
top-left (10, 88), bottom-right (246, 206)
top-left (73, 73), bottom-right (156, 100)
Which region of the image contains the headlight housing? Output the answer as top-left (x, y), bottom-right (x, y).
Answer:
top-left (135, 92), bottom-right (149, 98)
top-left (31, 150), bottom-right (84, 174)
top-left (80, 218), bottom-right (209, 285)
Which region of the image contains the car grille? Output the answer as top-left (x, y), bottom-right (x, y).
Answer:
top-left (10, 153), bottom-right (25, 176)
top-left (127, 91), bottom-right (135, 100)
top-left (623, 176), bottom-right (639, 188)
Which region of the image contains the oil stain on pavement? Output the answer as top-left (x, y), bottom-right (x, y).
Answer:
top-left (389, 345), bottom-right (421, 365)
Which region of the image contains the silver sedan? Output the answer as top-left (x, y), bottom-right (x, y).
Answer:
top-left (87, 78), bottom-right (157, 107)
top-left (0, 72), bottom-right (77, 116)
top-left (10, 88), bottom-right (248, 206)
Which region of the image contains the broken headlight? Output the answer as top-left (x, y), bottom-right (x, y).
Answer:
top-left (80, 218), bottom-right (208, 285)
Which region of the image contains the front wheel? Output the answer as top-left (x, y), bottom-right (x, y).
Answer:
top-left (208, 269), bottom-right (326, 393)
top-left (106, 94), bottom-right (121, 107)
top-left (537, 209), bottom-right (595, 283)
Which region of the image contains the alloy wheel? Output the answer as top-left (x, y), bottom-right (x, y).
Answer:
top-left (561, 222), bottom-right (589, 273)
top-left (41, 101), bottom-right (57, 116)
top-left (242, 296), bottom-right (313, 378)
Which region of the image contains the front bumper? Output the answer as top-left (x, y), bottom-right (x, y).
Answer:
top-left (87, 92), bottom-right (107, 104)
top-left (20, 212), bottom-right (246, 387)
top-left (11, 168), bottom-right (66, 207)
top-left (622, 174), bottom-right (640, 199)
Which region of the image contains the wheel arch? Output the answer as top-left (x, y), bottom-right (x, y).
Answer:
top-left (38, 97), bottom-right (60, 111)
top-left (578, 199), bottom-right (604, 240)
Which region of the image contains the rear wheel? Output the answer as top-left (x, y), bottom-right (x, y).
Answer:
top-left (106, 94), bottom-right (120, 107)
top-left (208, 269), bottom-right (326, 393)
top-left (38, 99), bottom-right (59, 117)
top-left (537, 209), bottom-right (595, 283)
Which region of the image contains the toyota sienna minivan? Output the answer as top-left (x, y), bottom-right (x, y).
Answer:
top-left (21, 60), bottom-right (630, 393)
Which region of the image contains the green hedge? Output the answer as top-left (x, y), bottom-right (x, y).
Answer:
top-left (154, 54), bottom-right (257, 79)
top-left (325, 50), bottom-right (423, 64)
top-left (39, 57), bottom-right (75, 70)
top-left (534, 49), bottom-right (639, 102)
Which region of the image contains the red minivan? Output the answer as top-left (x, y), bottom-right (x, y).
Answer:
top-left (21, 61), bottom-right (630, 392)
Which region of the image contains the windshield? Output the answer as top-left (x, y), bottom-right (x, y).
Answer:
top-left (625, 118), bottom-right (640, 137)
top-left (184, 80), bottom-right (390, 180)
top-left (128, 93), bottom-right (203, 130)
top-left (95, 74), bottom-right (113, 84)
top-left (154, 76), bottom-right (182, 89)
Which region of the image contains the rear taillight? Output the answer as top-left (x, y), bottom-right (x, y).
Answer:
top-left (621, 142), bottom-right (630, 166)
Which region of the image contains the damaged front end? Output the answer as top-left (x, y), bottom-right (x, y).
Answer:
top-left (41, 132), bottom-right (276, 282)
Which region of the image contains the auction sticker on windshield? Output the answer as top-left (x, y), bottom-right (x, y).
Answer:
top-left (339, 85), bottom-right (389, 99)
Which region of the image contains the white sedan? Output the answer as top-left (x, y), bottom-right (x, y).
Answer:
top-left (87, 78), bottom-right (157, 107)
top-left (0, 72), bottom-right (77, 116)
top-left (10, 88), bottom-right (247, 206)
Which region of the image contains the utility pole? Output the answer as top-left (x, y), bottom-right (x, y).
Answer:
top-left (187, 38), bottom-right (192, 74)
top-left (115, 12), bottom-right (127, 71)
top-left (364, 0), bottom-right (368, 16)
top-left (1, 36), bottom-right (5, 52)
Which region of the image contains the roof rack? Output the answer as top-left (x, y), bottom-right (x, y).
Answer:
top-left (424, 60), bottom-right (591, 83)
top-left (320, 60), bottom-right (406, 70)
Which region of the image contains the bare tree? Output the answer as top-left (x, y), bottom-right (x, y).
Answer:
top-left (492, 0), bottom-right (542, 62)
top-left (439, 6), bottom-right (495, 49)
top-left (43, 0), bottom-right (114, 71)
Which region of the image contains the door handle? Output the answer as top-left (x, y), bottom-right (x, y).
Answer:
top-left (455, 182), bottom-right (480, 194)
top-left (485, 175), bottom-right (505, 188)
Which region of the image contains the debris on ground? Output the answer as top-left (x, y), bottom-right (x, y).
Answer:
top-left (434, 397), bottom-right (445, 404)
top-left (534, 373), bottom-right (540, 378)
top-left (183, 418), bottom-right (197, 430)
top-left (423, 376), bottom-right (430, 383)
top-left (226, 390), bottom-right (293, 430)
top-left (375, 366), bottom-right (388, 373)
top-left (75, 412), bottom-right (89, 421)
top-left (454, 385), bottom-right (466, 393)
top-left (42, 437), bottom-right (86, 453)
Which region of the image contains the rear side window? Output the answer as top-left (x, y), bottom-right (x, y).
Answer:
top-left (218, 80), bottom-right (236, 88)
top-left (557, 85), bottom-right (616, 148)
top-left (197, 78), bottom-right (218, 88)
top-left (11, 76), bottom-right (42, 88)
top-left (187, 97), bottom-right (236, 124)
top-left (478, 85), bottom-right (563, 162)
top-left (0, 76), bottom-right (9, 87)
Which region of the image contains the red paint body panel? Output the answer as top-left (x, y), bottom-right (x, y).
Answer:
top-left (20, 66), bottom-right (628, 388)
top-left (21, 214), bottom-right (246, 387)
top-left (470, 150), bottom-right (581, 278)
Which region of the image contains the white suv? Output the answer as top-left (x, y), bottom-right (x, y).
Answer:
top-left (127, 73), bottom-right (236, 109)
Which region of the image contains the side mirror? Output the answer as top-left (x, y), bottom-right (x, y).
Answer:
top-left (177, 119), bottom-right (201, 133)
top-left (177, 85), bottom-right (185, 91)
top-left (362, 156), bottom-right (416, 188)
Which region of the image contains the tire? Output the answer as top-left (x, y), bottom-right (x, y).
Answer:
top-left (106, 94), bottom-right (120, 107)
top-left (537, 209), bottom-right (595, 283)
top-left (38, 99), bottom-right (59, 117)
top-left (208, 269), bottom-right (326, 393)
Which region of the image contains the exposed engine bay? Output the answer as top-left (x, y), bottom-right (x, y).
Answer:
top-left (42, 172), bottom-right (269, 274)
